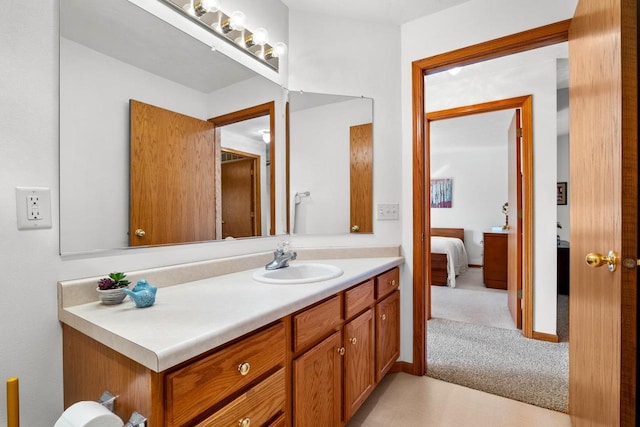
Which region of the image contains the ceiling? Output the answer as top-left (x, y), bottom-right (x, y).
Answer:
top-left (280, 0), bottom-right (473, 25)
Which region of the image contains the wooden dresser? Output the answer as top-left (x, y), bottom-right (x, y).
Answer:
top-left (483, 232), bottom-right (508, 289)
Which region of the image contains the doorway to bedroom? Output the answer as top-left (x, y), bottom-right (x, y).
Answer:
top-left (426, 97), bottom-right (531, 334)
top-left (429, 106), bottom-right (523, 333)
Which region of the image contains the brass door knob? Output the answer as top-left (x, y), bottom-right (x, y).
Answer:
top-left (351, 225), bottom-right (360, 232)
top-left (238, 417), bottom-right (251, 427)
top-left (237, 362), bottom-right (251, 376)
top-left (585, 250), bottom-right (619, 272)
top-left (134, 229), bottom-right (146, 237)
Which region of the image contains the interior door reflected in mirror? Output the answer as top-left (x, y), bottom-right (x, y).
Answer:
top-left (289, 92), bottom-right (373, 235)
top-left (59, 0), bottom-right (285, 254)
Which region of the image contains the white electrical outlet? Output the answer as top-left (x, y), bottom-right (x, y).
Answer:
top-left (16, 187), bottom-right (52, 230)
top-left (377, 203), bottom-right (399, 221)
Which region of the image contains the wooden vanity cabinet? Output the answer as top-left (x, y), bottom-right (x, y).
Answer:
top-left (292, 268), bottom-right (400, 426)
top-left (61, 322), bottom-right (286, 427)
top-left (62, 266), bottom-right (401, 427)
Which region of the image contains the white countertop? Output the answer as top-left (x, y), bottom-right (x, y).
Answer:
top-left (60, 257), bottom-right (403, 372)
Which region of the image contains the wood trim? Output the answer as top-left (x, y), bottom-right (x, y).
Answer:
top-left (209, 101), bottom-right (277, 235)
top-left (412, 22), bottom-right (570, 377)
top-left (389, 361), bottom-right (414, 375)
top-left (532, 331), bottom-right (559, 343)
top-left (619, 2), bottom-right (638, 425)
top-left (468, 264), bottom-right (482, 269)
top-left (285, 101), bottom-right (291, 234)
top-left (425, 96), bottom-right (534, 338)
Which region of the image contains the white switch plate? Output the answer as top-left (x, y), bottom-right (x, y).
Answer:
top-left (16, 187), bottom-right (52, 230)
top-left (377, 203), bottom-right (399, 221)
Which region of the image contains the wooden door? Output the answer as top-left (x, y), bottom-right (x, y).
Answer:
top-left (375, 291), bottom-right (400, 382)
top-left (350, 123), bottom-right (373, 233)
top-left (130, 100), bottom-right (217, 246)
top-left (221, 158), bottom-right (256, 239)
top-left (344, 309), bottom-right (375, 422)
top-left (568, 0), bottom-right (637, 424)
top-left (507, 110), bottom-right (523, 329)
top-left (293, 331), bottom-right (342, 426)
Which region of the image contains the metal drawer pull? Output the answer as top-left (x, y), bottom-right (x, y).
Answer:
top-left (390, 279), bottom-right (397, 287)
top-left (237, 362), bottom-right (251, 376)
top-left (349, 337), bottom-right (357, 345)
top-left (239, 417), bottom-right (251, 427)
top-left (380, 314), bottom-right (387, 321)
top-left (337, 347), bottom-right (345, 356)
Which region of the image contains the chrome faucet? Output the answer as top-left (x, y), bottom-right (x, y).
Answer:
top-left (265, 241), bottom-right (297, 270)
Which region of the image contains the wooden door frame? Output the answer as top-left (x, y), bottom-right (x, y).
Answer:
top-left (425, 96), bottom-right (533, 336)
top-left (209, 101), bottom-right (276, 236)
top-left (220, 148), bottom-right (262, 236)
top-left (410, 20), bottom-right (571, 376)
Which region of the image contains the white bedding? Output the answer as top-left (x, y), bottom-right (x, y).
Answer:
top-left (431, 236), bottom-right (469, 287)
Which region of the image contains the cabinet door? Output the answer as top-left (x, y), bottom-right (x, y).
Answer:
top-left (376, 291), bottom-right (400, 382)
top-left (293, 331), bottom-right (342, 426)
top-left (344, 309), bottom-right (375, 422)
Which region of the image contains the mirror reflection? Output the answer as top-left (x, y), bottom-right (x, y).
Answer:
top-left (60, 0), bottom-right (284, 254)
top-left (289, 92), bottom-right (373, 235)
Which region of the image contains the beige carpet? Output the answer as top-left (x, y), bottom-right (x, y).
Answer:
top-left (427, 268), bottom-right (569, 412)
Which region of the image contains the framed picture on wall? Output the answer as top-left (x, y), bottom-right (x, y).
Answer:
top-left (430, 178), bottom-right (453, 208)
top-left (557, 182), bottom-right (567, 205)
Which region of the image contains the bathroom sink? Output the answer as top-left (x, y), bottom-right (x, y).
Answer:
top-left (252, 262), bottom-right (343, 284)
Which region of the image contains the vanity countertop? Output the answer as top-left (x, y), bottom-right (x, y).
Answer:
top-left (59, 256), bottom-right (403, 372)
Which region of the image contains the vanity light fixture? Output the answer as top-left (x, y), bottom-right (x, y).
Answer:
top-left (164, 0), bottom-right (286, 71)
top-left (261, 129), bottom-right (271, 144)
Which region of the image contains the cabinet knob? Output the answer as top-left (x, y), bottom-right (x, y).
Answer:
top-left (337, 347), bottom-right (345, 356)
top-left (237, 362), bottom-right (251, 376)
top-left (349, 337), bottom-right (357, 345)
top-left (380, 314), bottom-right (387, 321)
top-left (390, 279), bottom-right (397, 287)
top-left (238, 417), bottom-right (251, 427)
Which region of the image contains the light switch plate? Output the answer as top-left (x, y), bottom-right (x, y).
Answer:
top-left (16, 187), bottom-right (52, 230)
top-left (377, 203), bottom-right (399, 221)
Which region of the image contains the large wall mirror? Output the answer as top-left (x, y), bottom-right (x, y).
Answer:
top-left (288, 92), bottom-right (374, 235)
top-left (60, 0), bottom-right (286, 254)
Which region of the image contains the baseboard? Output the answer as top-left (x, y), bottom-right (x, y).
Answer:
top-left (468, 264), bottom-right (483, 268)
top-left (390, 361), bottom-right (416, 375)
top-left (532, 331), bottom-right (559, 343)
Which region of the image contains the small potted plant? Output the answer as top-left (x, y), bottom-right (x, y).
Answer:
top-left (96, 272), bottom-right (131, 305)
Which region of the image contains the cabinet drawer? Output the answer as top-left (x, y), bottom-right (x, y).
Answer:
top-left (375, 268), bottom-right (399, 300)
top-left (196, 368), bottom-right (286, 427)
top-left (166, 323), bottom-right (285, 426)
top-left (293, 295), bottom-right (342, 353)
top-left (345, 279), bottom-right (374, 320)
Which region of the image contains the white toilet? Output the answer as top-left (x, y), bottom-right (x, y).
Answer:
top-left (54, 401), bottom-right (123, 427)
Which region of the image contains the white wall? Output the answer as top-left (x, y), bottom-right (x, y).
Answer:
top-left (290, 98), bottom-right (372, 235)
top-left (401, 0), bottom-right (578, 339)
top-left (431, 146), bottom-right (508, 265)
top-left (0, 0), bottom-right (577, 422)
top-left (0, 1), bottom-right (289, 424)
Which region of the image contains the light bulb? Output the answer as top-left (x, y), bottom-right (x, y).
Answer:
top-left (272, 42), bottom-right (287, 58)
top-left (202, 0), bottom-right (221, 12)
top-left (184, 0), bottom-right (196, 16)
top-left (252, 28), bottom-right (269, 46)
top-left (261, 130), bottom-right (271, 144)
top-left (448, 66), bottom-right (462, 76)
top-left (229, 11), bottom-right (246, 31)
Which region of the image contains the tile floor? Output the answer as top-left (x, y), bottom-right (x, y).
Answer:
top-left (347, 373), bottom-right (572, 427)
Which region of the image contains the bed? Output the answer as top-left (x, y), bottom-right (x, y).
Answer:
top-left (430, 228), bottom-right (469, 287)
